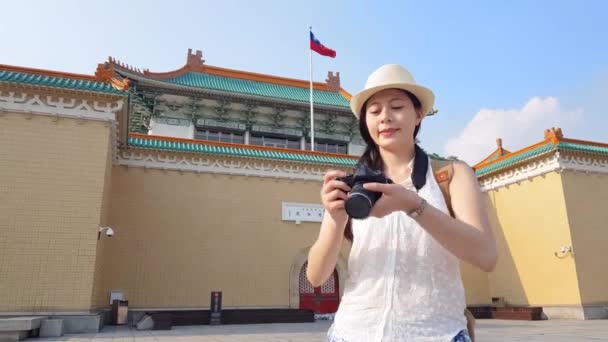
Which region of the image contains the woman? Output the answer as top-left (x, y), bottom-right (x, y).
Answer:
top-left (306, 64), bottom-right (497, 342)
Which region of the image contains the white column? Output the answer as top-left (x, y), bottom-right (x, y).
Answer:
top-left (188, 122), bottom-right (195, 139)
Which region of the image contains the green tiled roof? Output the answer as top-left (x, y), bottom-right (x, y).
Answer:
top-left (475, 140), bottom-right (608, 177)
top-left (558, 141), bottom-right (608, 154)
top-left (475, 143), bottom-right (556, 177)
top-left (128, 136), bottom-right (358, 166)
top-left (164, 72), bottom-right (350, 108)
top-left (0, 70), bottom-right (126, 95)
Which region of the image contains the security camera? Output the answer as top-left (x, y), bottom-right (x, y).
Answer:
top-left (99, 227), bottom-right (115, 238)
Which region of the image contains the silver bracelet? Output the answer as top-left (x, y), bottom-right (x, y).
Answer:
top-left (408, 198), bottom-right (427, 219)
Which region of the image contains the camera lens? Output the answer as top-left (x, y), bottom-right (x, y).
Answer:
top-left (345, 192), bottom-right (372, 219)
top-left (344, 183), bottom-right (381, 219)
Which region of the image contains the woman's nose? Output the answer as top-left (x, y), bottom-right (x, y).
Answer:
top-left (379, 108), bottom-right (392, 123)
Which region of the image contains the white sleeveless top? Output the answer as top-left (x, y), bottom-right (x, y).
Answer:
top-left (328, 158), bottom-right (467, 342)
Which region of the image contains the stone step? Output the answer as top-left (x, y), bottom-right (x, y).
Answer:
top-left (0, 317), bottom-right (45, 342)
top-left (40, 319), bottom-right (64, 338)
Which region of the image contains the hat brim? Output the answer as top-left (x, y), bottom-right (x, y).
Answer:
top-left (350, 83), bottom-right (435, 119)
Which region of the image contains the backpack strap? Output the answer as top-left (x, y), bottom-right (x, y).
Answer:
top-left (434, 161), bottom-right (455, 218)
top-left (411, 144), bottom-right (429, 191)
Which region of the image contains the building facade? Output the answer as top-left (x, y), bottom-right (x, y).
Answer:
top-left (473, 127), bottom-right (608, 319)
top-left (1, 50), bottom-right (606, 324)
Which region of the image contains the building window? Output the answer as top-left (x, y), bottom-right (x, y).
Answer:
top-left (306, 140), bottom-right (347, 154)
top-left (195, 130), bottom-right (245, 144)
top-left (250, 135), bottom-right (300, 149)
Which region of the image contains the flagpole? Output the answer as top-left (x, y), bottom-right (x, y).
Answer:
top-left (309, 27), bottom-right (315, 151)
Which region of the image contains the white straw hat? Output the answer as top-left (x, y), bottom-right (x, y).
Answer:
top-left (350, 64), bottom-right (435, 118)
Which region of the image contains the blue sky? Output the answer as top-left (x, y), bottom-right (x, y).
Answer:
top-left (2, 0), bottom-right (606, 163)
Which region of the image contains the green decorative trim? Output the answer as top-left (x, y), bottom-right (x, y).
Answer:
top-left (475, 144), bottom-right (556, 176)
top-left (164, 72), bottom-right (350, 108)
top-left (475, 141), bottom-right (608, 177)
top-left (128, 136), bottom-right (357, 166)
top-left (0, 70), bottom-right (126, 95)
top-left (251, 125), bottom-right (303, 137)
top-left (558, 141), bottom-right (608, 154)
top-left (196, 118), bottom-right (246, 131)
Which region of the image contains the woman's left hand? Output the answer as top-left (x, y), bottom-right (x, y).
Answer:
top-left (362, 183), bottom-right (422, 218)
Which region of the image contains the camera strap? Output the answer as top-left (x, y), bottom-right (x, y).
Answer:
top-left (411, 144), bottom-right (429, 192)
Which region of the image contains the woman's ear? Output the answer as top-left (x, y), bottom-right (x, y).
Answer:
top-left (415, 109), bottom-right (424, 125)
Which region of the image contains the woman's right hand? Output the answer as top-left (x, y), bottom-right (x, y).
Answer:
top-left (321, 170), bottom-right (351, 225)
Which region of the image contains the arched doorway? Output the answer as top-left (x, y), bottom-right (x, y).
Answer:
top-left (289, 247), bottom-right (347, 311)
top-left (298, 261), bottom-right (340, 313)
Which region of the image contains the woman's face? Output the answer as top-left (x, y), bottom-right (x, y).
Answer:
top-left (364, 88), bottom-right (422, 151)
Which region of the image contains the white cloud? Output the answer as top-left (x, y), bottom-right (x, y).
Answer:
top-left (444, 97), bottom-right (583, 165)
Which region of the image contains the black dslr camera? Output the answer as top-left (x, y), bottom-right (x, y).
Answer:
top-left (336, 165), bottom-right (394, 219)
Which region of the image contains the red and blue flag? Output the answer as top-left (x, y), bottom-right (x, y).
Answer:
top-left (310, 31), bottom-right (336, 58)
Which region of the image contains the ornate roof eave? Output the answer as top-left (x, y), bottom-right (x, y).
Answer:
top-left (0, 74), bottom-right (129, 164)
top-left (476, 129), bottom-right (608, 177)
top-left (118, 135), bottom-right (455, 180)
top-left (126, 133), bottom-right (359, 166)
top-left (0, 64), bottom-right (99, 82)
top-left (143, 63), bottom-right (339, 92)
top-left (117, 133), bottom-right (358, 181)
top-left (118, 69), bottom-right (352, 113)
top-left (475, 143), bottom-right (557, 179)
top-left (477, 146), bottom-right (608, 192)
top-left (116, 146), bottom-right (337, 181)
top-left (473, 138), bottom-right (512, 169)
top-left (101, 49), bottom-right (349, 94)
top-left (475, 128), bottom-right (608, 191)
top-left (96, 49), bottom-right (351, 110)
top-left (0, 80), bottom-right (126, 102)
top-left (122, 144), bottom-right (355, 168)
top-left (0, 65), bottom-right (127, 98)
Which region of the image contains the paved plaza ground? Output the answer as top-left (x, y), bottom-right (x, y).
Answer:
top-left (30, 319), bottom-right (608, 341)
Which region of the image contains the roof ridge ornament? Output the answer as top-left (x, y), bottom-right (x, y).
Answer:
top-left (106, 56), bottom-right (144, 75)
top-left (325, 71), bottom-right (340, 92)
top-left (187, 49), bottom-right (205, 68)
top-left (544, 127), bottom-right (564, 143)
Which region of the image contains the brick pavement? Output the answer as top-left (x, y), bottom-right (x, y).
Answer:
top-left (31, 319), bottom-right (608, 341)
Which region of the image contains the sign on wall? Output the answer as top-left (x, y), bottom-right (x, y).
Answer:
top-left (282, 202), bottom-right (325, 223)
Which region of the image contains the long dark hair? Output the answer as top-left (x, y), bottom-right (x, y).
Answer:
top-left (344, 90), bottom-right (423, 241)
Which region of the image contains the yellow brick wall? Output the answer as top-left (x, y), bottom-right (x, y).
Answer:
top-left (0, 112), bottom-right (110, 312)
top-left (93, 159), bottom-right (490, 309)
top-left (485, 171), bottom-right (581, 306)
top-left (460, 260), bottom-right (491, 305)
top-left (89, 137), bottom-right (114, 310)
top-left (460, 228), bottom-right (491, 305)
top-left (442, 160), bottom-right (491, 306)
top-left (94, 167), bottom-right (329, 308)
top-left (561, 171), bottom-right (608, 305)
